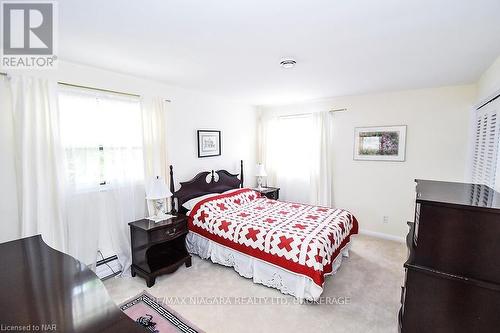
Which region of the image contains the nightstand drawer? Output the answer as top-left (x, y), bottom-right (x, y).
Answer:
top-left (150, 223), bottom-right (188, 243)
top-left (265, 191), bottom-right (278, 200)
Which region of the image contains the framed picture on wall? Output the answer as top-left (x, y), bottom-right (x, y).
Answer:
top-left (197, 130), bottom-right (221, 158)
top-left (354, 125), bottom-right (407, 161)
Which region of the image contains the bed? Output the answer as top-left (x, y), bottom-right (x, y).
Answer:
top-left (170, 161), bottom-right (358, 300)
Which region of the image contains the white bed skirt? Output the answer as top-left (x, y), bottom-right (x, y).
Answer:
top-left (186, 231), bottom-right (351, 301)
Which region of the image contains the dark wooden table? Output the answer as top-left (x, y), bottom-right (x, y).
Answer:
top-left (0, 235), bottom-right (145, 333)
top-left (129, 215), bottom-right (191, 287)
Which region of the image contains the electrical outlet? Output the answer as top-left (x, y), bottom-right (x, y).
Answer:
top-left (382, 216), bottom-right (389, 224)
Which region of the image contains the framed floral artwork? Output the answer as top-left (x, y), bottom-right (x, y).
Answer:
top-left (354, 125), bottom-right (407, 161)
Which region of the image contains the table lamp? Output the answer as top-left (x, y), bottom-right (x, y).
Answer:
top-left (256, 163), bottom-right (267, 190)
top-left (146, 176), bottom-right (173, 222)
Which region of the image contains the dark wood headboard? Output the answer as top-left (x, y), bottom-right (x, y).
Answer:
top-left (170, 160), bottom-right (244, 213)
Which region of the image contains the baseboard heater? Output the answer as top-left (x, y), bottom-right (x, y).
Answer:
top-left (95, 254), bottom-right (122, 281)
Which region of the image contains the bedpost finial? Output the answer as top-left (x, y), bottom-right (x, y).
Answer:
top-left (169, 165), bottom-right (174, 189)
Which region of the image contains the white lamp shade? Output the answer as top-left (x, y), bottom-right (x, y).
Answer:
top-left (146, 176), bottom-right (172, 200)
top-left (256, 163), bottom-right (267, 177)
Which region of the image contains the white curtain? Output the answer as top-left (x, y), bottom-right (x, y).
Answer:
top-left (259, 111), bottom-right (334, 206)
top-left (310, 111), bottom-right (334, 206)
top-left (142, 97), bottom-right (169, 181)
top-left (6, 79), bottom-right (168, 277)
top-left (58, 87), bottom-right (146, 274)
top-left (9, 75), bottom-right (67, 252)
top-left (0, 75), bottom-right (20, 243)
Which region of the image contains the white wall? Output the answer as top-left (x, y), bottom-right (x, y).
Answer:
top-left (0, 61), bottom-right (257, 243)
top-left (166, 94), bottom-right (256, 187)
top-left (261, 85), bottom-right (476, 240)
top-left (477, 55), bottom-right (500, 103)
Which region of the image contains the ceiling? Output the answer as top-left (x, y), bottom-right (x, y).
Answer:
top-left (59, 0), bottom-right (500, 105)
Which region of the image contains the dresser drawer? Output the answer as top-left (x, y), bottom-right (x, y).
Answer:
top-left (414, 203), bottom-right (500, 284)
top-left (149, 223), bottom-right (188, 243)
top-left (402, 267), bottom-right (500, 332)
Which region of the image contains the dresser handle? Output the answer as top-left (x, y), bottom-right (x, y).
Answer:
top-left (166, 228), bottom-right (176, 236)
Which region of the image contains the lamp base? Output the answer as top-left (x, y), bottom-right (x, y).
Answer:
top-left (256, 176), bottom-right (266, 191)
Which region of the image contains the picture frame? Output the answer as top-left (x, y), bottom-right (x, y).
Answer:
top-left (197, 130), bottom-right (221, 158)
top-left (354, 125), bottom-right (407, 161)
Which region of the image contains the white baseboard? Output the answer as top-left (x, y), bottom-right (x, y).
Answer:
top-left (359, 229), bottom-right (405, 243)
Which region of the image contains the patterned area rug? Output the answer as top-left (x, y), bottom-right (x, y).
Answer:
top-left (120, 291), bottom-right (205, 333)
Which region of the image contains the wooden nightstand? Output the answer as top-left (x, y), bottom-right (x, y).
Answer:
top-left (254, 187), bottom-right (280, 200)
top-left (129, 214), bottom-right (191, 287)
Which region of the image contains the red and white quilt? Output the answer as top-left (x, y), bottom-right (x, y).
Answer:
top-left (188, 188), bottom-right (359, 287)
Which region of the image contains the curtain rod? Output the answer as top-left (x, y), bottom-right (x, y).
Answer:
top-left (1, 72), bottom-right (140, 97)
top-left (279, 113), bottom-right (311, 119)
top-left (58, 81), bottom-right (141, 98)
top-left (60, 83), bottom-right (173, 102)
top-left (279, 108), bottom-right (348, 119)
top-left (1, 72), bottom-right (173, 101)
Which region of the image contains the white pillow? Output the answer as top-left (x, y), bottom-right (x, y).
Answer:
top-left (182, 193), bottom-right (219, 211)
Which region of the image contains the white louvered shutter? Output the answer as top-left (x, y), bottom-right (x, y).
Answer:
top-left (472, 97), bottom-right (500, 190)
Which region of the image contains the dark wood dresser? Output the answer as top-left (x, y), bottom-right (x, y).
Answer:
top-left (129, 215), bottom-right (191, 287)
top-left (400, 180), bottom-right (500, 333)
top-left (0, 235), bottom-right (145, 333)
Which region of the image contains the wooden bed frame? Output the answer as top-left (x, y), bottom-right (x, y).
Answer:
top-left (169, 160), bottom-right (244, 214)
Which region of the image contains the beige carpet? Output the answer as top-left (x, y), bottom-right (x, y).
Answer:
top-left (104, 234), bottom-right (406, 333)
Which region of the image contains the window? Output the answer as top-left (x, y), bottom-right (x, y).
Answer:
top-left (273, 114), bottom-right (314, 203)
top-left (58, 86), bottom-right (144, 191)
top-left (472, 96), bottom-right (500, 191)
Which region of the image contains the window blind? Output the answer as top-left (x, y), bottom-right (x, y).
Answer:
top-left (472, 96), bottom-right (500, 189)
